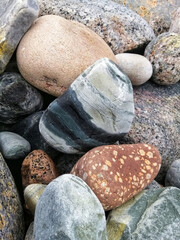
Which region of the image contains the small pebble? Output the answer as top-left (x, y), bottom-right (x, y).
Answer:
top-left (165, 159), bottom-right (180, 188)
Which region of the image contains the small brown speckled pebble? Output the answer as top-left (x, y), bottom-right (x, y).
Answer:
top-left (71, 144), bottom-right (161, 210)
top-left (21, 150), bottom-right (59, 188)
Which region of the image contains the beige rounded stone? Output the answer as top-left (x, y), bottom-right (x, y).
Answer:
top-left (115, 53), bottom-right (153, 86)
top-left (16, 15), bottom-right (116, 96)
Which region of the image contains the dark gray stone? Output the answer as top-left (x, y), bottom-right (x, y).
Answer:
top-left (165, 159), bottom-right (180, 188)
top-left (145, 180), bottom-right (162, 190)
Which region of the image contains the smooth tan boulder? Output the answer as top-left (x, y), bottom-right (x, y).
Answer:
top-left (16, 15), bottom-right (116, 96)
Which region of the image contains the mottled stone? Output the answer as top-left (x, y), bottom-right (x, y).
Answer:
top-left (120, 81), bottom-right (180, 183)
top-left (71, 144), bottom-right (161, 210)
top-left (144, 32), bottom-right (180, 85)
top-left (39, 58), bottom-right (134, 154)
top-left (169, 8), bottom-right (180, 34)
top-left (38, 0), bottom-right (155, 54)
top-left (165, 159), bottom-right (180, 188)
top-left (107, 187), bottom-right (180, 240)
top-left (113, 0), bottom-right (180, 35)
top-left (145, 180), bottom-right (162, 189)
top-left (17, 15), bottom-right (116, 97)
top-left (0, 152), bottom-right (24, 239)
top-left (21, 150), bottom-right (59, 188)
top-left (25, 222), bottom-right (34, 240)
top-left (115, 53), bottom-right (153, 85)
top-left (24, 184), bottom-right (46, 215)
top-left (0, 0), bottom-right (39, 73)
top-left (0, 131), bottom-right (31, 159)
top-left (0, 72), bottom-right (43, 124)
top-left (34, 174), bottom-right (107, 240)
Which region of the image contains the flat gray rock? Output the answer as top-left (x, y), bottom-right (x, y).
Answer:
top-left (34, 174), bottom-right (107, 240)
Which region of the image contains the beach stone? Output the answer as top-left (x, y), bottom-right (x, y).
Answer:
top-left (21, 150), bottom-right (59, 188)
top-left (34, 174), bottom-right (107, 240)
top-left (0, 131), bottom-right (31, 159)
top-left (115, 53), bottom-right (153, 85)
top-left (144, 32), bottom-right (180, 85)
top-left (169, 8), bottom-right (180, 34)
top-left (71, 144), bottom-right (161, 210)
top-left (107, 187), bottom-right (180, 240)
top-left (0, 0), bottom-right (39, 73)
top-left (25, 222), bottom-right (34, 240)
top-left (145, 180), bottom-right (162, 189)
top-left (0, 72), bottom-right (43, 124)
top-left (39, 58), bottom-right (134, 154)
top-left (165, 159), bottom-right (180, 188)
top-left (38, 0), bottom-right (155, 54)
top-left (16, 15), bottom-right (116, 97)
top-left (0, 152), bottom-right (24, 239)
top-left (120, 81), bottom-right (180, 183)
top-left (112, 0), bottom-right (180, 35)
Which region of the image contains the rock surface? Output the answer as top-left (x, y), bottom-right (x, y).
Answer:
top-left (107, 187), bottom-right (180, 240)
top-left (144, 32), bottom-right (180, 85)
top-left (0, 0), bottom-right (39, 73)
top-left (165, 159), bottom-right (180, 188)
top-left (0, 131), bottom-right (31, 159)
top-left (71, 144), bottom-right (161, 210)
top-left (145, 180), bottom-right (162, 190)
top-left (34, 174), bottom-right (107, 240)
top-left (17, 15), bottom-right (116, 96)
top-left (169, 7), bottom-right (180, 34)
top-left (25, 222), bottom-right (34, 240)
top-left (38, 0), bottom-right (155, 54)
top-left (0, 72), bottom-right (43, 124)
top-left (21, 150), bottom-right (59, 188)
top-left (0, 153), bottom-right (24, 239)
top-left (39, 58), bottom-right (134, 154)
top-left (115, 53), bottom-right (153, 85)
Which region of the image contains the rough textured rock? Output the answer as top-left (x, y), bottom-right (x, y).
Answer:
top-left (144, 32), bottom-right (180, 85)
top-left (16, 15), bottom-right (116, 97)
top-left (165, 159), bottom-right (180, 188)
top-left (71, 144), bottom-right (161, 210)
top-left (107, 187), bottom-right (180, 240)
top-left (21, 150), bottom-right (59, 188)
top-left (0, 131), bottom-right (31, 159)
top-left (34, 174), bottom-right (107, 240)
top-left (39, 58), bottom-right (134, 154)
top-left (115, 53), bottom-right (153, 85)
top-left (0, 0), bottom-right (39, 73)
top-left (25, 222), bottom-right (34, 240)
top-left (0, 152), bottom-right (24, 239)
top-left (120, 81), bottom-right (180, 183)
top-left (169, 7), bottom-right (180, 34)
top-left (112, 0), bottom-right (180, 35)
top-left (0, 72), bottom-right (43, 124)
top-left (38, 0), bottom-right (155, 54)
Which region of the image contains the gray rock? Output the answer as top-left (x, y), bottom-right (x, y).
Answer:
top-left (107, 187), bottom-right (180, 240)
top-left (0, 131), bottom-right (31, 159)
top-left (39, 58), bottom-right (134, 154)
top-left (169, 7), bottom-right (180, 34)
top-left (0, 0), bottom-right (39, 73)
top-left (34, 174), bottom-right (107, 240)
top-left (144, 32), bottom-right (180, 85)
top-left (145, 180), bottom-right (162, 190)
top-left (38, 0), bottom-right (155, 54)
top-left (0, 72), bottom-right (43, 124)
top-left (165, 159), bottom-right (180, 188)
top-left (0, 152), bottom-right (24, 239)
top-left (25, 222), bottom-right (34, 240)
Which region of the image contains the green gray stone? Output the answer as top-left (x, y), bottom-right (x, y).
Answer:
top-left (107, 187), bottom-right (180, 240)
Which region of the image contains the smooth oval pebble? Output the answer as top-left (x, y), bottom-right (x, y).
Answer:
top-left (17, 15), bottom-right (116, 96)
top-left (115, 53), bottom-right (153, 85)
top-left (165, 159), bottom-right (180, 188)
top-left (71, 144), bottom-right (161, 210)
top-left (0, 131), bottom-right (31, 159)
top-left (34, 174), bottom-right (107, 240)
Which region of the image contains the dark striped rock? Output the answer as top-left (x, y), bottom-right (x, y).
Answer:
top-left (71, 144), bottom-right (161, 210)
top-left (0, 153), bottom-right (24, 239)
top-left (144, 32), bottom-right (180, 85)
top-left (34, 174), bottom-right (107, 240)
top-left (0, 72), bottom-right (43, 124)
top-left (39, 58), bottom-right (134, 154)
top-left (165, 159), bottom-right (180, 188)
top-left (38, 0), bottom-right (155, 54)
top-left (107, 187), bottom-right (180, 240)
top-left (0, 0), bottom-right (39, 73)
top-left (0, 131), bottom-right (31, 159)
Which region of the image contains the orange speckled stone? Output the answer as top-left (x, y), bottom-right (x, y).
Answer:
top-left (71, 144), bottom-right (161, 210)
top-left (21, 150), bottom-right (59, 188)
